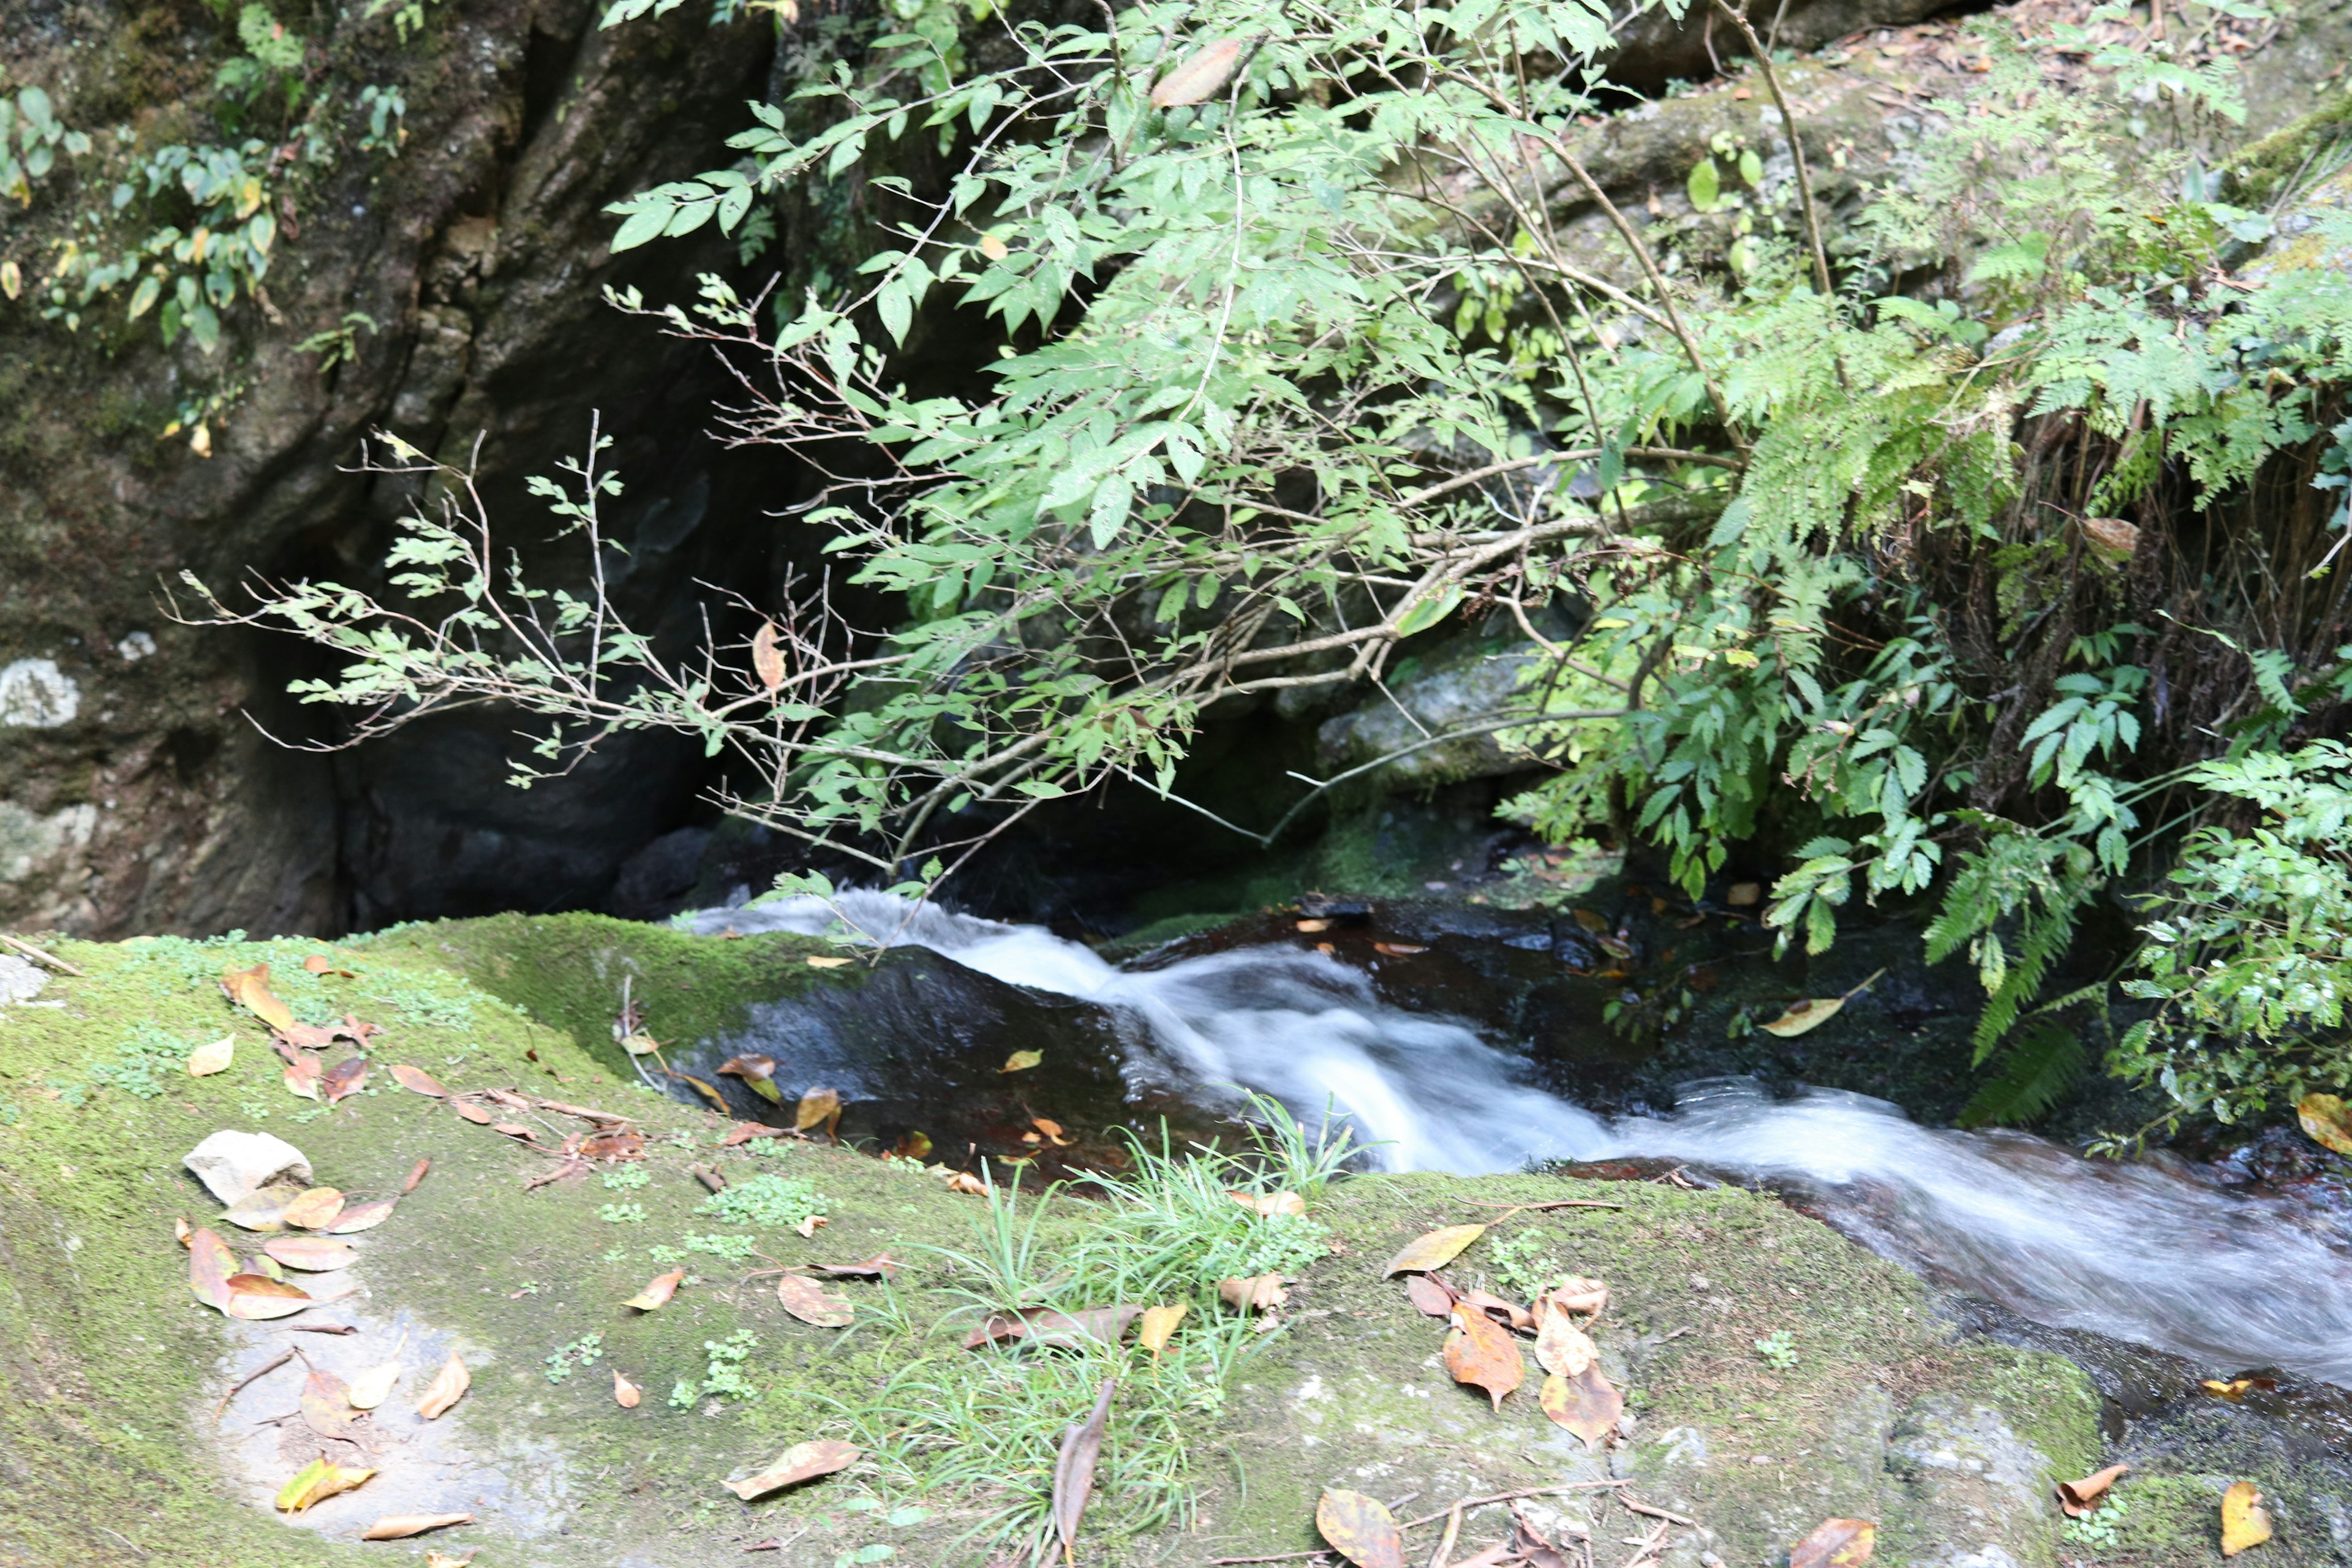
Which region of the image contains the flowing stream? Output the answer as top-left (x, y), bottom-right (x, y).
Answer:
top-left (690, 892), bottom-right (2352, 1387)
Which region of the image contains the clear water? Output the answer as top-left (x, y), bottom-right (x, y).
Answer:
top-left (689, 892), bottom-right (2352, 1385)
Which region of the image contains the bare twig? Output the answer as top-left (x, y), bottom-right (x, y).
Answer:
top-left (1705, 0), bottom-right (1833, 297)
top-left (0, 932), bottom-right (83, 976)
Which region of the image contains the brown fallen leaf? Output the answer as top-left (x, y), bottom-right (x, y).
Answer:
top-left (1760, 997), bottom-right (1844, 1038)
top-left (1000, 1049), bottom-right (1042, 1074)
top-left (965, 1305), bottom-right (1144, 1351)
top-left (1787, 1517), bottom-right (1875, 1568)
top-left (282, 1187), bottom-right (347, 1231)
top-left (1404, 1273), bottom-right (1457, 1318)
top-left (723, 1439), bottom-right (861, 1501)
top-left (804, 1254), bottom-right (904, 1281)
top-left (944, 1169), bottom-right (990, 1195)
top-left (2297, 1092), bottom-right (2352, 1156)
top-left (189, 1227), bottom-right (238, 1312)
top-left (188, 1035), bottom-right (235, 1077)
top-left (1539, 1363), bottom-right (1621, 1449)
top-left (624, 1267), bottom-right (687, 1311)
top-left (722, 1121), bottom-right (788, 1147)
top-left (361, 1513), bottom-right (473, 1540)
top-left (776, 1276), bottom-right (856, 1328)
top-left (719, 1054), bottom-right (783, 1105)
top-left (1227, 1188), bottom-right (1305, 1218)
top-left (225, 1275), bottom-right (314, 1321)
top-left (524, 1158), bottom-right (590, 1192)
top-left (1371, 941), bottom-right (1428, 956)
top-left (451, 1099), bottom-right (496, 1125)
top-left (223, 963), bottom-right (297, 1033)
top-left (2057, 1463), bottom-right (2129, 1517)
top-left (301, 1364), bottom-right (360, 1441)
top-left (391, 1064), bottom-right (450, 1098)
top-left (581, 1129), bottom-right (646, 1161)
top-left (750, 620), bottom-right (786, 692)
top-left (1445, 1302), bottom-right (1524, 1410)
top-left (221, 1187), bottom-right (295, 1232)
top-left (491, 1121), bottom-right (538, 1141)
top-left (1383, 1223), bottom-right (1485, 1276)
top-left (793, 1086), bottom-right (842, 1135)
top-left (404, 1156), bottom-right (431, 1192)
top-left (274, 1456), bottom-right (375, 1512)
top-left (283, 1055), bottom-right (323, 1101)
top-left (174, 1215), bottom-right (193, 1247)
top-left (417, 1351), bottom-right (470, 1419)
top-left (1538, 1275), bottom-right (1609, 1317)
top-left (1315, 1487), bottom-right (1407, 1568)
top-left (614, 1369), bottom-right (642, 1408)
top-left (1052, 1378), bottom-right (1115, 1562)
top-left (1137, 1302), bottom-right (1188, 1355)
top-left (328, 1197), bottom-right (399, 1234)
top-left (322, 1057), bottom-right (369, 1105)
top-left (1218, 1275), bottom-right (1290, 1314)
top-left (666, 1072), bottom-right (728, 1112)
top-left (265, 1235), bottom-right (357, 1272)
top-left (1457, 1286), bottom-right (1534, 1333)
top-left (2223, 1482), bottom-right (2273, 1557)
top-left (891, 1129), bottom-right (933, 1161)
top-left (1534, 1302), bottom-right (1598, 1378)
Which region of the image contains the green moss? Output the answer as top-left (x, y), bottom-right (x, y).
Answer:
top-left (2226, 89), bottom-right (2352, 206)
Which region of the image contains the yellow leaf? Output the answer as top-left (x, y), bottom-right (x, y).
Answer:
top-left (274, 1456), bottom-right (375, 1512)
top-left (1314, 1488), bottom-right (1406, 1568)
top-left (2297, 1092), bottom-right (2352, 1156)
top-left (794, 1086), bottom-right (842, 1132)
top-left (805, 954), bottom-right (853, 969)
top-left (187, 1035), bottom-right (235, 1076)
top-left (1138, 1302), bottom-right (1188, 1354)
top-left (977, 232), bottom-right (1009, 261)
top-left (1381, 1223), bottom-right (1485, 1276)
top-left (619, 1031), bottom-right (663, 1055)
top-left (0, 260), bottom-right (20, 300)
top-left (1759, 997), bottom-right (1844, 1038)
top-left (1000, 1049), bottom-right (1042, 1074)
top-left (221, 963), bottom-right (295, 1032)
top-left (1787, 1517), bottom-right (1875, 1568)
top-left (2222, 1481), bottom-right (2272, 1557)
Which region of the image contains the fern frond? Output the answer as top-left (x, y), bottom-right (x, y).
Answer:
top-left (1960, 1020), bottom-right (2088, 1128)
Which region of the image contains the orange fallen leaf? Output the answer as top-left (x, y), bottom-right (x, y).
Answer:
top-left (301, 1363), bottom-right (360, 1441)
top-left (1315, 1487), bottom-right (1407, 1568)
top-left (614, 1369), bottom-right (641, 1408)
top-left (624, 1267), bottom-right (687, 1311)
top-left (404, 1156), bottom-right (431, 1191)
top-left (1456, 1286), bottom-right (1533, 1333)
top-left (417, 1351), bottom-right (470, 1419)
top-left (723, 1439), bottom-right (861, 1501)
top-left (1383, 1223), bottom-right (1485, 1276)
top-left (671, 1073), bottom-right (728, 1112)
top-left (1031, 1117), bottom-right (1072, 1147)
top-left (222, 964), bottom-right (296, 1033)
top-left (174, 1215), bottom-right (192, 1247)
top-left (391, 1064), bottom-right (450, 1098)
top-left (2297, 1092), bottom-right (2352, 1155)
top-left (225, 1274), bottom-right (314, 1320)
top-left (944, 1169), bottom-right (989, 1195)
top-left (1539, 1363), bottom-right (1621, 1449)
top-left (1788, 1517), bottom-right (1875, 1568)
top-left (776, 1275), bottom-right (856, 1327)
top-left (719, 1054), bottom-right (783, 1105)
top-left (189, 1227), bottom-right (238, 1312)
top-left (1227, 1188), bottom-right (1305, 1218)
top-left (274, 1456), bottom-right (374, 1512)
top-left (282, 1187), bottom-right (346, 1231)
top-left (425, 1551), bottom-right (478, 1568)
top-left (2057, 1463), bottom-right (2129, 1517)
top-left (361, 1513), bottom-right (473, 1540)
top-left (491, 1122), bottom-right (538, 1140)
top-left (2222, 1481), bottom-right (2272, 1557)
top-left (329, 1197), bottom-right (399, 1234)
top-left (187, 1035), bottom-right (235, 1077)
top-left (265, 1235), bottom-right (357, 1272)
top-left (282, 1055), bottom-right (322, 1101)
top-left (1138, 1302), bottom-right (1188, 1354)
top-left (1445, 1303), bottom-right (1523, 1410)
top-left (1218, 1275), bottom-right (1291, 1314)
top-left (450, 1099), bottom-right (496, 1125)
top-left (301, 953), bottom-right (356, 976)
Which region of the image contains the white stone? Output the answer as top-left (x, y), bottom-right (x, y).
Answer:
top-left (183, 1130), bottom-right (313, 1205)
top-left (117, 631), bottom-right (156, 662)
top-left (0, 955), bottom-right (45, 1006)
top-left (0, 658), bottom-right (80, 727)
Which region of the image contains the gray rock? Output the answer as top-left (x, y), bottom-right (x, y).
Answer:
top-left (183, 1131), bottom-right (314, 1207)
top-left (1882, 1393), bottom-right (2057, 1567)
top-left (0, 954), bottom-right (45, 1006)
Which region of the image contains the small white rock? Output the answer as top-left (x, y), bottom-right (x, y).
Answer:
top-left (183, 1130), bottom-right (313, 1205)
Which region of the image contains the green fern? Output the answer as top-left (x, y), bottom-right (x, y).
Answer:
top-left (1959, 1020), bottom-right (2087, 1127)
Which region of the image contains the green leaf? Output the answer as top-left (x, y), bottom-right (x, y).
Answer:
top-left (1686, 156), bottom-right (1721, 214)
top-left (1738, 148), bottom-right (1763, 187)
top-left (1395, 586), bottom-right (1463, 638)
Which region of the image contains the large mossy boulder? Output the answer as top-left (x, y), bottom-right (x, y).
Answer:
top-left (0, 913), bottom-right (2305, 1567)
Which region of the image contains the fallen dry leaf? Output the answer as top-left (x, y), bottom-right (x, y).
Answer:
top-left (1227, 1188), bottom-right (1306, 1218)
top-left (417, 1351), bottom-right (470, 1419)
top-left (1535, 1303), bottom-right (1598, 1378)
top-left (805, 954), bottom-right (854, 970)
top-left (274, 1456), bottom-right (374, 1512)
top-left (624, 1267), bottom-right (687, 1311)
top-left (1218, 1275), bottom-right (1290, 1314)
top-left (1138, 1302), bottom-right (1188, 1354)
top-left (265, 1235), bottom-right (357, 1272)
top-left (1787, 1517), bottom-right (1875, 1568)
top-left (1404, 1273), bottom-right (1456, 1318)
top-left (322, 1057), bottom-right (369, 1105)
top-left (581, 1129), bottom-right (646, 1162)
top-left (965, 1305), bottom-right (1143, 1351)
top-left (670, 1073), bottom-right (728, 1112)
top-left (221, 1187), bottom-right (295, 1232)
top-left (2057, 1463), bottom-right (2129, 1517)
top-left (891, 1129), bottom-right (933, 1160)
top-left (361, 1513), bottom-right (472, 1540)
top-left (720, 1054), bottom-right (784, 1105)
top-left (300, 953), bottom-right (356, 976)
top-left (619, 1031), bottom-right (663, 1055)
top-left (1539, 1275), bottom-right (1610, 1317)
top-left (1727, 881), bottom-right (1763, 907)
top-left (1315, 1487), bottom-right (1407, 1568)
top-left (1539, 1363), bottom-right (1621, 1449)
top-left (1372, 941), bottom-right (1427, 956)
top-left (750, 620), bottom-right (786, 692)
top-left (404, 1156), bottom-right (432, 1191)
top-left (1000, 1049), bottom-right (1042, 1074)
top-left (225, 1274), bottom-right (314, 1321)
top-left (723, 1439), bottom-right (861, 1501)
top-left (944, 1169), bottom-right (989, 1195)
top-left (189, 1227), bottom-right (238, 1312)
top-left (794, 1085), bottom-right (842, 1134)
top-left (391, 1064), bottom-right (450, 1098)
top-left (2201, 1377), bottom-right (2279, 1400)
top-left (776, 1276), bottom-right (856, 1328)
top-left (491, 1121), bottom-right (538, 1141)
top-left (2297, 1092), bottom-right (2352, 1156)
top-left (347, 1354), bottom-right (403, 1411)
top-left (174, 1215), bottom-right (192, 1247)
top-left (1446, 1303), bottom-right (1523, 1411)
top-left (1760, 997), bottom-right (1844, 1038)
top-left (1052, 1379), bottom-right (1115, 1562)
top-left (424, 1552), bottom-right (477, 1568)
top-left (282, 1055), bottom-right (322, 1100)
top-left (2223, 1481), bottom-right (2273, 1557)
top-left (222, 964), bottom-right (296, 1033)
top-left (450, 1099), bottom-right (496, 1125)
top-left (1457, 1286), bottom-right (1534, 1333)
top-left (1383, 1223), bottom-right (1485, 1276)
top-left (302, 1364), bottom-right (360, 1441)
top-left (282, 1187), bottom-right (346, 1231)
top-left (187, 1035), bottom-right (235, 1077)
top-left (328, 1197), bottom-right (398, 1234)
top-left (1295, 918), bottom-right (1333, 933)
top-left (614, 1369), bottom-right (641, 1408)
top-left (804, 1255), bottom-right (903, 1281)
top-left (1031, 1117), bottom-right (1072, 1147)
top-left (1152, 38), bottom-right (1245, 108)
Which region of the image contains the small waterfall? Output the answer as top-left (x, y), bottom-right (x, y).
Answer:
top-left (688, 892), bottom-right (2352, 1385)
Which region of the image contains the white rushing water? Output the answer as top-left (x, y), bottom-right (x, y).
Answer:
top-left (688, 891), bottom-right (2352, 1385)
